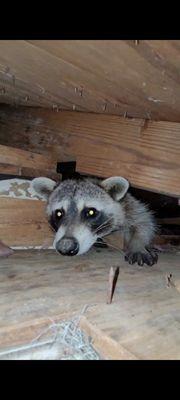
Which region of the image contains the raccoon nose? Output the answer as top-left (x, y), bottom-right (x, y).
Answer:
top-left (56, 237), bottom-right (79, 256)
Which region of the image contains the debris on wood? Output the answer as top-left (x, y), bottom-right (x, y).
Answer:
top-left (166, 273), bottom-right (176, 288)
top-left (107, 266), bottom-right (120, 304)
top-left (0, 240), bottom-right (14, 257)
top-left (0, 311), bottom-right (100, 360)
top-left (103, 231), bottom-right (124, 252)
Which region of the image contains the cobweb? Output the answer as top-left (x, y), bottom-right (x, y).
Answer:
top-left (0, 306), bottom-right (101, 360)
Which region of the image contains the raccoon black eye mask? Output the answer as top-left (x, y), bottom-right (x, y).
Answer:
top-left (49, 209), bottom-right (64, 232)
top-left (49, 206), bottom-right (113, 237)
top-left (31, 176), bottom-right (158, 266)
top-left (81, 207), bottom-right (113, 234)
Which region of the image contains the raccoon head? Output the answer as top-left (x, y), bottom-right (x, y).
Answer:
top-left (31, 176), bottom-right (129, 256)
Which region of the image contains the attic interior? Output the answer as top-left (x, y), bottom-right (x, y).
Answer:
top-left (0, 40), bottom-right (180, 360)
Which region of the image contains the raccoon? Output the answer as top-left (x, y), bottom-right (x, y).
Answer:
top-left (31, 176), bottom-right (158, 266)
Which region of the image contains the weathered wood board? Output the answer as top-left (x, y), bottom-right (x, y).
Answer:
top-left (0, 144), bottom-right (58, 179)
top-left (0, 197), bottom-right (53, 247)
top-left (1, 41), bottom-right (180, 122)
top-left (0, 107), bottom-right (179, 196)
top-left (0, 249), bottom-right (180, 359)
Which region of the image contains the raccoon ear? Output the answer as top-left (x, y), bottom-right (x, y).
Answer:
top-left (101, 176), bottom-right (129, 201)
top-left (30, 177), bottom-right (57, 200)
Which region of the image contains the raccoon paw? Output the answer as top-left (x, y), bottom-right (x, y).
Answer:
top-left (125, 248), bottom-right (158, 266)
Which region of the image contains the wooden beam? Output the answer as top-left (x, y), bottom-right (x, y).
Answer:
top-left (2, 40), bottom-right (180, 121)
top-left (60, 112), bottom-right (180, 197)
top-left (0, 107), bottom-right (180, 196)
top-left (0, 197), bottom-right (53, 247)
top-left (0, 144), bottom-right (59, 179)
top-left (0, 144), bottom-right (54, 170)
top-left (0, 163), bottom-right (59, 180)
top-left (79, 316), bottom-right (137, 360)
top-left (1, 250), bottom-right (180, 359)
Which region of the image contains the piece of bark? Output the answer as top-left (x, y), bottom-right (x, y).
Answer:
top-left (0, 240), bottom-right (14, 257)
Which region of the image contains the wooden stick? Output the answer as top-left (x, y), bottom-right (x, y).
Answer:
top-left (107, 267), bottom-right (120, 304)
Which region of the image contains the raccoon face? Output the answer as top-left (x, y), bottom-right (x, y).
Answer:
top-left (49, 201), bottom-right (115, 255)
top-left (31, 176), bottom-right (129, 256)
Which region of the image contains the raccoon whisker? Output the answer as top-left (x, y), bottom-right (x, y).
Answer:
top-left (95, 224), bottom-right (113, 234)
top-left (101, 240), bottom-right (124, 254)
top-left (96, 216), bottom-right (114, 229)
top-left (95, 218), bottom-right (113, 229)
top-left (95, 223), bottom-right (112, 234)
top-left (95, 217), bottom-right (114, 233)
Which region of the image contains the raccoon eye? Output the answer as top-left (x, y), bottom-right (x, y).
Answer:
top-left (55, 209), bottom-right (64, 219)
top-left (85, 208), bottom-right (98, 218)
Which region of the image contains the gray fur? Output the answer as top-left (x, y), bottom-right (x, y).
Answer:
top-left (31, 176), bottom-right (158, 266)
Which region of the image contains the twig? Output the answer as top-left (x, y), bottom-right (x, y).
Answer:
top-left (107, 266), bottom-right (120, 304)
top-left (102, 240), bottom-right (124, 254)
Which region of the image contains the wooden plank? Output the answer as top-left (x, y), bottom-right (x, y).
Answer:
top-left (0, 163), bottom-right (20, 175)
top-left (0, 163), bottom-right (59, 180)
top-left (1, 40), bottom-right (180, 121)
top-left (0, 197), bottom-right (47, 224)
top-left (0, 224), bottom-right (53, 247)
top-left (65, 113), bottom-right (180, 197)
top-left (0, 106), bottom-right (74, 160)
top-left (0, 144), bottom-right (59, 179)
top-left (0, 144), bottom-right (54, 170)
top-left (0, 40), bottom-right (110, 116)
top-left (0, 197), bottom-right (53, 246)
top-left (79, 316), bottom-right (137, 360)
top-left (0, 249), bottom-right (180, 359)
top-left (0, 107), bottom-right (179, 196)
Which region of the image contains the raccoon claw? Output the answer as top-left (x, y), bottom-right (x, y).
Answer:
top-left (125, 248), bottom-right (158, 266)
